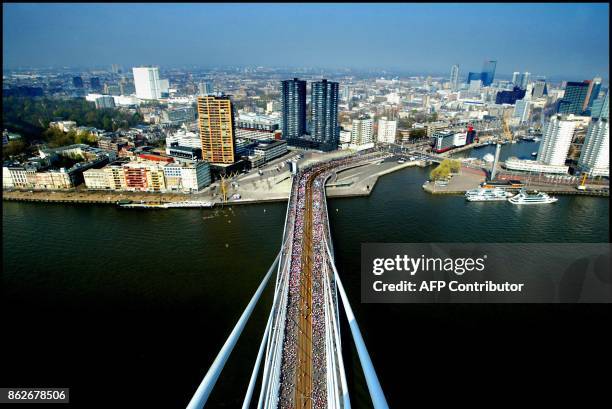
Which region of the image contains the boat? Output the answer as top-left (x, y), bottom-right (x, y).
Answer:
top-left (465, 187), bottom-right (513, 202)
top-left (531, 152), bottom-right (538, 157)
top-left (508, 189), bottom-right (558, 205)
top-left (533, 137), bottom-right (541, 142)
top-left (118, 200), bottom-right (214, 209)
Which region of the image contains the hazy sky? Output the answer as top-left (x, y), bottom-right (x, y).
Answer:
top-left (3, 3), bottom-right (609, 80)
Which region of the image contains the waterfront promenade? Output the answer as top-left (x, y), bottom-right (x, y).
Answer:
top-left (2, 152), bottom-right (414, 206)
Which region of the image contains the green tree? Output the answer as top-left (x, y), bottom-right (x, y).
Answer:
top-left (2, 140), bottom-right (27, 159)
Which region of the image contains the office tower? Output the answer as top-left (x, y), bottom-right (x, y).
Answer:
top-left (450, 64), bottom-right (460, 91)
top-left (72, 76), bottom-right (84, 88)
top-left (469, 79), bottom-right (482, 92)
top-left (481, 60), bottom-right (497, 86)
top-left (341, 84), bottom-right (353, 102)
top-left (511, 72), bottom-right (520, 86)
top-left (351, 116), bottom-right (373, 146)
top-left (198, 81), bottom-right (214, 96)
top-left (591, 90), bottom-right (609, 119)
top-left (311, 79), bottom-right (340, 150)
top-left (111, 64), bottom-right (122, 74)
top-left (578, 118), bottom-right (609, 176)
top-left (133, 66), bottom-right (162, 100)
top-left (467, 72), bottom-right (482, 84)
top-left (557, 81), bottom-right (590, 115)
top-left (532, 80), bottom-right (548, 99)
top-left (90, 77), bottom-right (102, 92)
top-left (513, 99), bottom-right (532, 124)
top-left (583, 76), bottom-right (602, 113)
top-left (519, 72), bottom-right (531, 89)
top-left (281, 78), bottom-right (307, 140)
top-left (197, 95), bottom-right (236, 164)
top-left (377, 117), bottom-right (397, 144)
top-left (538, 115), bottom-right (576, 166)
top-left (495, 87), bottom-right (525, 104)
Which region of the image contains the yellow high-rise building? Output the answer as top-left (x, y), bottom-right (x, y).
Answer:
top-left (197, 95), bottom-right (236, 164)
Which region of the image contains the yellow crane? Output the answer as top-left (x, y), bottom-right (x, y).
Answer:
top-left (502, 109), bottom-right (513, 141)
top-left (219, 171), bottom-right (240, 203)
top-left (577, 173), bottom-right (588, 190)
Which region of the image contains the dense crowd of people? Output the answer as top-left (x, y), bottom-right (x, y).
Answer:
top-left (277, 152), bottom-right (386, 408)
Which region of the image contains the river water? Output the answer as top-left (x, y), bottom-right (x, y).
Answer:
top-left (2, 143), bottom-right (609, 408)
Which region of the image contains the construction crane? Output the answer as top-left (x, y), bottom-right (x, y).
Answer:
top-left (219, 171), bottom-right (240, 203)
top-left (577, 173), bottom-right (588, 191)
top-left (502, 109), bottom-right (513, 141)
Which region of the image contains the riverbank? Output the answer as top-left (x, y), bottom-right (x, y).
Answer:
top-left (422, 169), bottom-right (609, 197)
top-left (2, 157), bottom-right (424, 206)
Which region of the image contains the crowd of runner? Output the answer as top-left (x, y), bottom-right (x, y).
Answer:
top-left (277, 152), bottom-right (386, 408)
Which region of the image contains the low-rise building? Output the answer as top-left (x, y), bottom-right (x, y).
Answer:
top-left (252, 140), bottom-right (288, 163)
top-left (503, 157), bottom-right (569, 174)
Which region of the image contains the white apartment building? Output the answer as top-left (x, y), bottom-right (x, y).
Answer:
top-left (578, 119), bottom-right (609, 177)
top-left (82, 168), bottom-right (111, 190)
top-left (133, 67), bottom-right (162, 100)
top-left (537, 115), bottom-right (576, 167)
top-left (377, 117), bottom-right (397, 144)
top-left (351, 116), bottom-right (373, 146)
top-left (504, 157), bottom-right (569, 174)
top-left (163, 161), bottom-right (211, 193)
top-left (165, 128), bottom-right (202, 150)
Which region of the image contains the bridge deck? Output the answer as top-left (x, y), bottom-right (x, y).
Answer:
top-left (276, 151), bottom-right (388, 409)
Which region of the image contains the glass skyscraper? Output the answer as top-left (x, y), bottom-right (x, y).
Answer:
top-left (481, 60), bottom-right (497, 86)
top-left (450, 64), bottom-right (459, 91)
top-left (557, 81), bottom-right (590, 115)
top-left (281, 78), bottom-right (307, 140)
top-left (311, 79), bottom-right (340, 151)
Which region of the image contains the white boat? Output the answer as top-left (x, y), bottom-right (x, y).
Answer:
top-left (120, 200), bottom-right (214, 209)
top-left (465, 187), bottom-right (513, 202)
top-left (531, 152), bottom-right (538, 157)
top-left (533, 137), bottom-right (541, 142)
top-left (508, 189), bottom-right (558, 205)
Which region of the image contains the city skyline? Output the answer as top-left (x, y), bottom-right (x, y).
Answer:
top-left (3, 3), bottom-right (609, 80)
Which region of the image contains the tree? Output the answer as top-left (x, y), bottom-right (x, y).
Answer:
top-left (2, 140), bottom-right (27, 159)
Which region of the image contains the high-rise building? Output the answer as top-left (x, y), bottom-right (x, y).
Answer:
top-left (198, 81), bottom-right (214, 96)
top-left (280, 78), bottom-right (307, 140)
top-left (450, 64), bottom-right (460, 91)
top-left (73, 76), bottom-right (84, 88)
top-left (583, 77), bottom-right (602, 113)
top-left (495, 87), bottom-right (526, 105)
top-left (311, 79), bottom-right (340, 150)
top-left (341, 84), bottom-right (352, 102)
top-left (197, 95), bottom-right (236, 164)
top-left (538, 115), bottom-right (576, 166)
top-left (513, 99), bottom-right (532, 124)
top-left (377, 117), bottom-right (397, 144)
top-left (578, 118), bottom-right (609, 177)
top-left (511, 72), bottom-right (520, 86)
top-left (532, 79), bottom-right (548, 99)
top-left (133, 66), bottom-right (162, 100)
top-left (351, 116), bottom-right (373, 146)
top-left (467, 72), bottom-right (482, 84)
top-left (111, 64), bottom-right (122, 74)
top-left (519, 72), bottom-right (531, 89)
top-left (591, 90), bottom-right (609, 119)
top-left (481, 60), bottom-right (497, 86)
top-left (557, 81), bottom-right (590, 115)
top-left (90, 77), bottom-right (102, 92)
